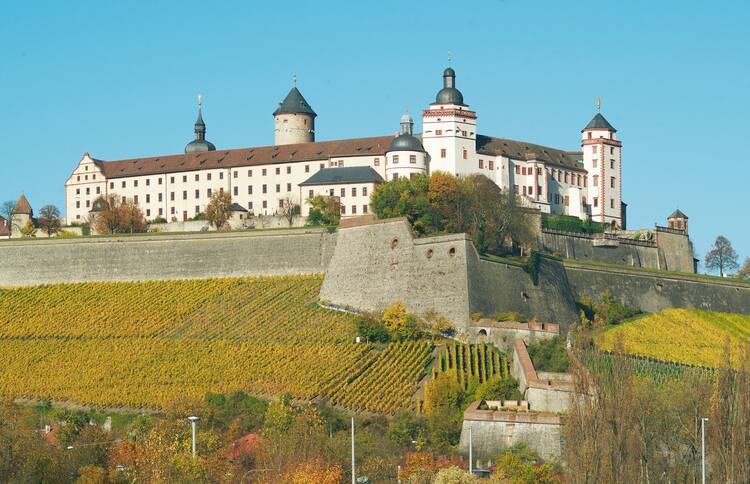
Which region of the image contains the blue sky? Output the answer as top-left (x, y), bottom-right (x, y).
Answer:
top-left (2, 0), bottom-right (748, 270)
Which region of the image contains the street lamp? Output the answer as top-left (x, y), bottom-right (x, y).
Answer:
top-left (187, 416), bottom-right (200, 459)
top-left (701, 417), bottom-right (708, 484)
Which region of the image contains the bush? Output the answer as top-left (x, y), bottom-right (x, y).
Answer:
top-left (526, 336), bottom-right (569, 373)
top-left (474, 376), bottom-right (523, 402)
top-left (542, 213), bottom-right (605, 234)
top-left (578, 291), bottom-right (640, 327)
top-left (494, 444), bottom-right (558, 483)
top-left (356, 316), bottom-right (391, 343)
top-left (495, 311), bottom-right (527, 323)
top-left (524, 251), bottom-right (541, 286)
top-left (57, 230), bottom-right (79, 238)
top-left (382, 301), bottom-right (421, 341)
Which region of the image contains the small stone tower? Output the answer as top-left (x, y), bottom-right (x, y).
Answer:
top-left (667, 209), bottom-right (688, 233)
top-left (273, 79), bottom-right (316, 145)
top-left (11, 193), bottom-right (32, 237)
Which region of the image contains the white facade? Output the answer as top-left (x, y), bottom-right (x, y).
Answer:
top-left (299, 181), bottom-right (377, 218)
top-left (64, 66), bottom-right (625, 228)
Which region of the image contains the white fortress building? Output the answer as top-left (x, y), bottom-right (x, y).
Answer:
top-left (65, 66), bottom-right (624, 226)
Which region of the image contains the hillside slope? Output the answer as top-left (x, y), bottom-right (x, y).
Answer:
top-left (594, 308), bottom-right (750, 368)
top-left (0, 275), bottom-right (435, 412)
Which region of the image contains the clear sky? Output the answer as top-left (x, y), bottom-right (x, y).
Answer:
top-left (2, 0), bottom-right (749, 270)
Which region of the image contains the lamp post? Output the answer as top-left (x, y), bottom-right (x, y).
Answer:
top-left (351, 416), bottom-right (356, 484)
top-left (701, 417), bottom-right (708, 484)
top-left (187, 416), bottom-right (199, 459)
top-left (468, 426), bottom-right (473, 475)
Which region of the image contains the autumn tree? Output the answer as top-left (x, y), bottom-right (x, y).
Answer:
top-left (38, 204), bottom-right (62, 237)
top-left (305, 195), bottom-right (340, 226)
top-left (205, 190), bottom-right (233, 229)
top-left (0, 200), bottom-right (18, 233)
top-left (279, 196), bottom-right (301, 226)
top-left (737, 258), bottom-right (750, 280)
top-left (704, 235), bottom-right (739, 276)
top-left (91, 194), bottom-right (147, 234)
top-left (19, 219), bottom-right (36, 237)
top-left (371, 173), bottom-right (432, 234)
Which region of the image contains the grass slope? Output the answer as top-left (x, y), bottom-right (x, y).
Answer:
top-left (595, 308), bottom-right (750, 368)
top-left (0, 275), bottom-right (432, 413)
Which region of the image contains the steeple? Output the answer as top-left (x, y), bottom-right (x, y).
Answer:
top-left (399, 111), bottom-right (414, 135)
top-left (185, 94), bottom-right (216, 153)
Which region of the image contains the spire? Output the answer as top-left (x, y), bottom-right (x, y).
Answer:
top-left (194, 94), bottom-right (206, 140)
top-left (292, 74), bottom-right (297, 88)
top-left (597, 96), bottom-right (601, 112)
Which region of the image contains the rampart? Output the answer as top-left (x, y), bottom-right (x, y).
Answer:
top-left (0, 229), bottom-right (335, 286)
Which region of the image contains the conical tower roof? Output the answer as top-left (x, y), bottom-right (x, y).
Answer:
top-left (669, 209), bottom-right (688, 219)
top-left (273, 87), bottom-right (316, 117)
top-left (583, 113), bottom-right (616, 132)
top-left (15, 193), bottom-right (32, 215)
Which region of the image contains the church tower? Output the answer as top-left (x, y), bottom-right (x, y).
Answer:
top-left (421, 65), bottom-right (477, 176)
top-left (273, 78), bottom-right (316, 145)
top-left (581, 102), bottom-right (622, 227)
top-left (184, 95), bottom-right (216, 153)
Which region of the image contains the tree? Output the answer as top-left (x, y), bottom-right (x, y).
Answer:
top-left (19, 219), bottom-right (36, 237)
top-left (279, 196), bottom-right (300, 226)
top-left (737, 258), bottom-right (750, 280)
top-left (91, 194), bottom-right (147, 234)
top-left (1, 200), bottom-right (18, 233)
top-left (704, 235), bottom-right (739, 277)
top-left (38, 205), bottom-right (62, 237)
top-left (205, 191), bottom-right (233, 229)
top-left (305, 195), bottom-right (340, 226)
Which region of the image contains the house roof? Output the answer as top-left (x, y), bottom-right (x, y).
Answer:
top-left (583, 113), bottom-right (616, 132)
top-left (273, 87), bottom-right (316, 117)
top-left (95, 136), bottom-right (394, 179)
top-left (669, 209), bottom-right (688, 219)
top-left (299, 166), bottom-right (385, 186)
top-left (230, 203), bottom-right (248, 212)
top-left (15, 193), bottom-right (32, 215)
top-left (476, 135), bottom-right (584, 171)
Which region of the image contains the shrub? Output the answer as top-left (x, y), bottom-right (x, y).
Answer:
top-left (473, 376), bottom-right (523, 402)
top-left (57, 230), bottom-right (79, 238)
top-left (495, 311), bottom-right (527, 323)
top-left (578, 291), bottom-right (640, 327)
top-left (542, 213), bottom-right (604, 234)
top-left (356, 316), bottom-right (391, 343)
top-left (383, 301), bottom-right (421, 341)
top-left (524, 251), bottom-right (541, 285)
top-left (526, 336), bottom-right (569, 373)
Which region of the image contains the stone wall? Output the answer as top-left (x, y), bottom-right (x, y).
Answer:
top-left (512, 339), bottom-right (573, 413)
top-left (655, 227), bottom-right (695, 273)
top-left (469, 321), bottom-right (559, 350)
top-left (0, 229), bottom-right (335, 286)
top-left (565, 261), bottom-right (750, 314)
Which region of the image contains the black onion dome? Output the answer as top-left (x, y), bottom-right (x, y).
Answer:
top-left (185, 139), bottom-right (216, 153)
top-left (388, 133), bottom-right (424, 152)
top-left (436, 87), bottom-right (464, 105)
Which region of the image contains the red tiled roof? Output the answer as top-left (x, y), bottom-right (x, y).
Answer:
top-left (98, 136), bottom-right (395, 179)
top-left (15, 193), bottom-right (32, 215)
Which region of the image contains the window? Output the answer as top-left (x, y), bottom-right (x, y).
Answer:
top-left (410, 155), bottom-right (416, 164)
top-left (286, 166), bottom-right (291, 174)
top-left (183, 191), bottom-right (187, 200)
top-left (146, 209), bottom-right (151, 217)
top-left (262, 169), bottom-right (267, 176)
top-left (195, 205), bottom-right (200, 214)
top-left (248, 185), bottom-right (253, 195)
top-left (96, 187), bottom-right (100, 194)
top-left (158, 178), bottom-right (162, 185)
top-left (555, 194), bottom-right (559, 204)
top-left (286, 183), bottom-right (291, 192)
top-left (557, 171), bottom-right (561, 182)
top-left (351, 187), bottom-right (357, 197)
top-left (93, 175), bottom-right (96, 180)
top-left (308, 189), bottom-right (314, 198)
top-left (207, 188), bottom-right (212, 197)
top-left (279, 199), bottom-right (284, 208)
top-left (329, 189), bottom-right (335, 196)
top-left (610, 160), bottom-right (615, 169)
top-left (262, 184), bottom-right (267, 194)
top-left (584, 178), bottom-right (587, 188)
top-left (588, 132), bottom-right (592, 139)
top-left (133, 180), bottom-right (138, 188)
top-left (305, 164), bottom-right (310, 173)
top-left (121, 196), bottom-right (126, 204)
top-left (170, 192), bottom-right (175, 201)
top-left (159, 208), bottom-right (163, 216)
top-left (593, 145), bottom-right (598, 154)
top-left (233, 186), bottom-right (238, 196)
top-left (183, 175), bottom-right (187, 182)
top-left (513, 185), bottom-right (519, 194)
top-left (85, 187), bottom-right (90, 195)
top-left (207, 173), bottom-right (212, 181)
top-left (564, 196), bottom-right (570, 207)
top-left (593, 175), bottom-right (599, 187)
top-left (77, 176), bottom-right (80, 182)
top-left (233, 171), bottom-right (238, 179)
top-left (440, 149), bottom-right (446, 158)
top-left (109, 182), bottom-right (114, 189)
top-left (352, 205), bottom-right (357, 214)
top-left (76, 201), bottom-right (80, 208)
top-left (248, 202), bottom-right (253, 210)
top-left (340, 205), bottom-right (346, 215)
top-left (565, 173), bottom-right (569, 184)
top-left (158, 193), bottom-right (163, 202)
top-left (463, 149), bottom-right (467, 160)
top-left (515, 165), bottom-right (520, 175)
top-left (577, 175), bottom-right (582, 186)
top-left (85, 175), bottom-right (88, 181)
top-left (489, 160), bottom-right (494, 170)
top-left (275, 167), bottom-right (280, 175)
top-left (538, 186), bottom-right (542, 196)
top-left (374, 158), bottom-right (379, 167)
top-left (275, 184), bottom-right (280, 193)
top-left (219, 172), bottom-right (224, 180)
top-left (248, 170), bottom-right (253, 177)
top-left (171, 207), bottom-right (175, 215)
top-left (319, 164), bottom-right (324, 171)
top-left (593, 159), bottom-right (598, 168)
top-left (146, 179), bottom-right (151, 186)
top-left (340, 188), bottom-right (345, 197)
top-left (195, 189), bottom-right (199, 199)
top-left (393, 155), bottom-right (399, 164)
top-left (610, 198), bottom-right (614, 208)
top-left (121, 181), bottom-right (126, 188)
top-left (146, 194), bottom-right (151, 203)
top-left (479, 159), bottom-right (484, 169)
top-left (610, 177), bottom-right (615, 188)
top-left (363, 187), bottom-right (368, 196)
top-left (436, 129), bottom-right (442, 135)
top-left (338, 160), bottom-right (344, 167)
top-left (170, 177), bottom-right (175, 184)
top-left (392, 173), bottom-right (399, 180)
top-left (76, 188), bottom-right (80, 195)
top-left (594, 197), bottom-right (599, 207)
top-left (610, 147), bottom-right (615, 154)
top-left (462, 130), bottom-right (467, 137)
top-left (195, 174), bottom-right (200, 181)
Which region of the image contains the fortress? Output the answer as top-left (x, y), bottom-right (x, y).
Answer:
top-left (65, 65), bottom-right (624, 227)
top-left (1, 217), bottom-right (748, 335)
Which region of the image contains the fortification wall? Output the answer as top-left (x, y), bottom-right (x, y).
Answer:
top-left (565, 261), bottom-right (750, 314)
top-left (540, 231), bottom-right (661, 269)
top-left (0, 229), bottom-right (335, 286)
top-left (655, 228), bottom-right (695, 273)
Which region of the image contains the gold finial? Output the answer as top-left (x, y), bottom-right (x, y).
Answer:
top-left (292, 74), bottom-right (297, 88)
top-left (597, 96), bottom-right (601, 112)
top-left (448, 51), bottom-right (452, 65)
top-left (198, 94), bottom-right (203, 108)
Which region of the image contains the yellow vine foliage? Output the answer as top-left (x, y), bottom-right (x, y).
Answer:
top-left (0, 275), bottom-right (433, 413)
top-left (594, 308), bottom-right (750, 368)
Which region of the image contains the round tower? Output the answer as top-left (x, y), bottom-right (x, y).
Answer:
top-left (273, 78), bottom-right (316, 145)
top-left (385, 112), bottom-right (428, 181)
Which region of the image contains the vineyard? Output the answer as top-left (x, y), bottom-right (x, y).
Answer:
top-left (432, 343), bottom-right (510, 389)
top-left (594, 308), bottom-right (750, 368)
top-left (0, 275), bottom-right (435, 413)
